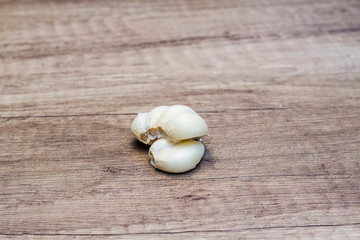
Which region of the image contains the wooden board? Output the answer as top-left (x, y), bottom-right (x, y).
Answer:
top-left (1, 0), bottom-right (360, 239)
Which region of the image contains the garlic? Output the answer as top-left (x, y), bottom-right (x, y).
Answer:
top-left (149, 139), bottom-right (205, 173)
top-left (131, 106), bottom-right (169, 145)
top-left (131, 105), bottom-right (208, 144)
top-left (131, 105), bottom-right (208, 173)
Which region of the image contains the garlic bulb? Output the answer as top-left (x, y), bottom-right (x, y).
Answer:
top-left (149, 139), bottom-right (205, 173)
top-left (131, 105), bottom-right (208, 145)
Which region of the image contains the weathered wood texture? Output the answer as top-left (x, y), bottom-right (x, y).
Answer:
top-left (1, 0), bottom-right (360, 239)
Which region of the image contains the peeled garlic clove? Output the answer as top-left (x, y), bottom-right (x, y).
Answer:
top-left (130, 112), bottom-right (150, 144)
top-left (131, 106), bottom-right (169, 145)
top-left (149, 139), bottom-right (205, 173)
top-left (157, 105), bottom-right (208, 142)
top-left (162, 111), bottom-right (208, 142)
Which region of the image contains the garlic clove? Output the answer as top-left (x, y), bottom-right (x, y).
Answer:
top-left (130, 106), bottom-right (169, 145)
top-left (147, 105), bottom-right (169, 139)
top-left (130, 112), bottom-right (149, 144)
top-left (162, 111), bottom-right (208, 142)
top-left (157, 105), bottom-right (208, 142)
top-left (149, 139), bottom-right (205, 173)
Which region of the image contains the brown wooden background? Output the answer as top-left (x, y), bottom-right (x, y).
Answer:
top-left (1, 0), bottom-right (360, 239)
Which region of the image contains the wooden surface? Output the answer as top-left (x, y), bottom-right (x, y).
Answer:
top-left (1, 0), bottom-right (360, 239)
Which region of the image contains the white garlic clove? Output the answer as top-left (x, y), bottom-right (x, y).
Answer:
top-left (162, 111), bottom-right (208, 142)
top-left (130, 112), bottom-right (150, 144)
top-left (130, 106), bottom-right (169, 145)
top-left (147, 105), bottom-right (169, 140)
top-left (157, 105), bottom-right (208, 142)
top-left (149, 139), bottom-right (205, 173)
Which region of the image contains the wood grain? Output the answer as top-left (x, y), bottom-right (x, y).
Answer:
top-left (1, 0), bottom-right (360, 239)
